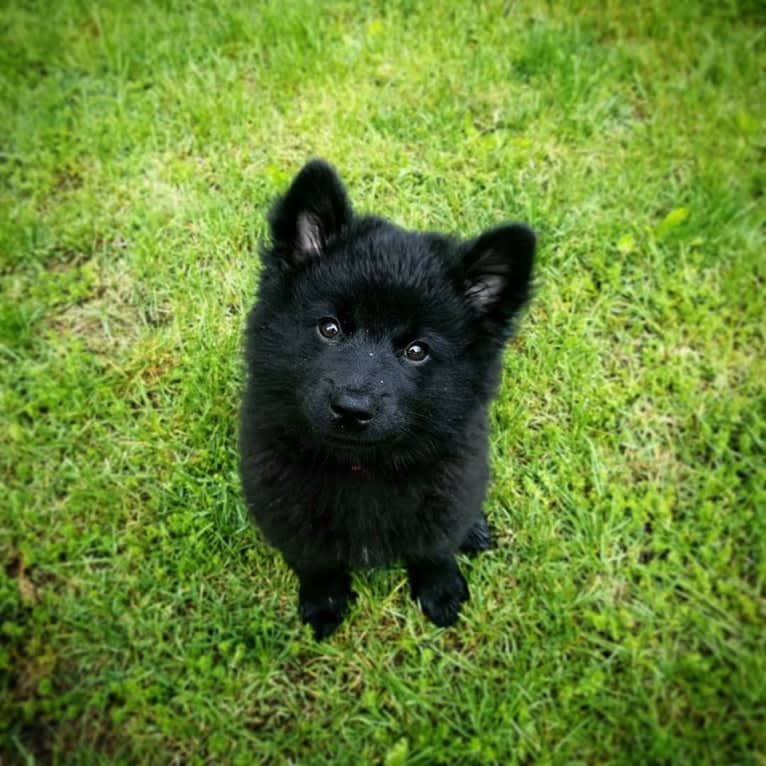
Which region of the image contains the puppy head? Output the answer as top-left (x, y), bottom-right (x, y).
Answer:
top-left (248, 160), bottom-right (535, 465)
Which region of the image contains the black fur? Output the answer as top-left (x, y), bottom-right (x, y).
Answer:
top-left (240, 160), bottom-right (535, 638)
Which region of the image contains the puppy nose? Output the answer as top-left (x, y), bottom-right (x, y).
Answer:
top-left (330, 393), bottom-right (374, 427)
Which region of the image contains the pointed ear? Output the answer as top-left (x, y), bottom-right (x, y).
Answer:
top-left (268, 159), bottom-right (352, 265)
top-left (460, 223), bottom-right (536, 335)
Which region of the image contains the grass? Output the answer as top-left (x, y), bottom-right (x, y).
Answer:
top-left (1, 0), bottom-right (764, 763)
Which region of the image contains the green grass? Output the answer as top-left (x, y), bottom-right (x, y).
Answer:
top-left (1, 0), bottom-right (765, 763)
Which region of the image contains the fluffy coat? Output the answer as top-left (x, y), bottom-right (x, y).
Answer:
top-left (240, 160), bottom-right (535, 638)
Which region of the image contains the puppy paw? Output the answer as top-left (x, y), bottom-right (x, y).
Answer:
top-left (299, 590), bottom-right (356, 640)
top-left (409, 562), bottom-right (469, 627)
top-left (459, 515), bottom-right (493, 555)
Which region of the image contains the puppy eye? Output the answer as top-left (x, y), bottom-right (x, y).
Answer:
top-left (404, 341), bottom-right (429, 362)
top-left (317, 317), bottom-right (341, 339)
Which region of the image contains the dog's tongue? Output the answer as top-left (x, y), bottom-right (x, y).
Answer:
top-left (350, 464), bottom-right (363, 472)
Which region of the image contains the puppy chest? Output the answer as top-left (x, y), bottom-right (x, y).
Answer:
top-left (312, 481), bottom-right (454, 566)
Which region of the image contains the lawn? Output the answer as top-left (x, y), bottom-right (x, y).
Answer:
top-left (1, 0), bottom-right (764, 763)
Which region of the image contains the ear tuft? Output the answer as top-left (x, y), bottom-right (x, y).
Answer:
top-left (464, 273), bottom-right (507, 310)
top-left (296, 212), bottom-right (324, 255)
top-left (268, 159), bottom-right (352, 265)
top-left (460, 223), bottom-right (536, 334)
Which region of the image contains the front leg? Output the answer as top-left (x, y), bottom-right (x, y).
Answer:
top-left (292, 563), bottom-right (356, 640)
top-left (407, 556), bottom-right (469, 627)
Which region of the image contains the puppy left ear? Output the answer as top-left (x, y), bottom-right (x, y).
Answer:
top-left (268, 159), bottom-right (353, 265)
top-left (460, 223), bottom-right (536, 334)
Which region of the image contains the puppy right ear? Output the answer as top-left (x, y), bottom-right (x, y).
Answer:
top-left (459, 223), bottom-right (536, 339)
top-left (267, 160), bottom-right (352, 265)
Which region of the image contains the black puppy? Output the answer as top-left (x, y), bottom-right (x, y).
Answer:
top-left (240, 160), bottom-right (535, 638)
